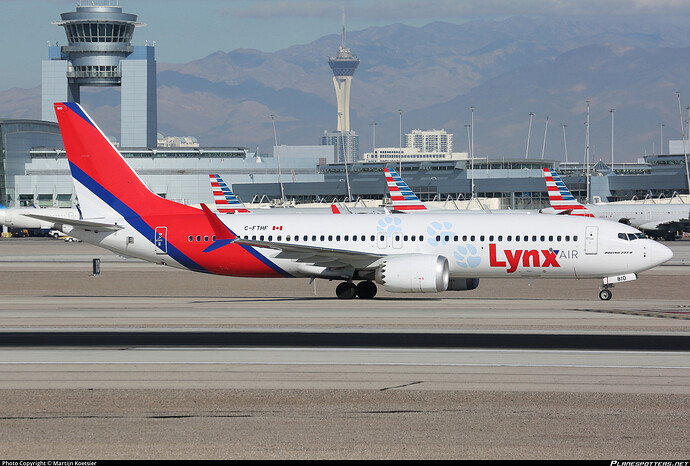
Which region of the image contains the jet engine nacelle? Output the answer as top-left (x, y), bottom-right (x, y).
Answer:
top-left (375, 254), bottom-right (449, 293)
top-left (447, 278), bottom-right (480, 291)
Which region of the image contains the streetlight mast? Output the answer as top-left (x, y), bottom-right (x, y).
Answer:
top-left (541, 115), bottom-right (549, 160)
top-left (610, 108), bottom-right (615, 172)
top-left (525, 112), bottom-right (535, 159)
top-left (270, 114), bottom-right (285, 203)
top-left (585, 101), bottom-right (591, 204)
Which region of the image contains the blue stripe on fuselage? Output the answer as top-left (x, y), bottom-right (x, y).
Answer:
top-left (70, 161), bottom-right (291, 277)
top-left (69, 161), bottom-right (206, 272)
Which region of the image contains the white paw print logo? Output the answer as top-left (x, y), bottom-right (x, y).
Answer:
top-left (426, 221), bottom-right (454, 246)
top-left (377, 216), bottom-right (402, 235)
top-left (454, 244), bottom-right (482, 269)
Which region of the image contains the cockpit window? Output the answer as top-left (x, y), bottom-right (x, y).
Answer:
top-left (618, 232), bottom-right (647, 241)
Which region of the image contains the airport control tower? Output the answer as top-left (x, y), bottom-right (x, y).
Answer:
top-left (41, 1), bottom-right (157, 147)
top-left (323, 16), bottom-right (360, 163)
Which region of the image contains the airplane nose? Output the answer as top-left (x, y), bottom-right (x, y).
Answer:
top-left (649, 240), bottom-right (673, 267)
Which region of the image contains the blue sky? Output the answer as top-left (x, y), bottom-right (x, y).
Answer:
top-left (1, 0), bottom-right (689, 92)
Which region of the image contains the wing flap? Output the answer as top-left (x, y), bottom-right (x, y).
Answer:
top-left (232, 238), bottom-right (385, 269)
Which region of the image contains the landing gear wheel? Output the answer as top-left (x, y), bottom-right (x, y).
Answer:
top-left (336, 281), bottom-right (357, 299)
top-left (599, 289), bottom-right (612, 301)
top-left (356, 281), bottom-right (377, 299)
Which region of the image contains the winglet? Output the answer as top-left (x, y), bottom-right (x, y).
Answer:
top-left (331, 204), bottom-right (341, 214)
top-left (200, 203), bottom-right (234, 240)
top-left (200, 203), bottom-right (236, 253)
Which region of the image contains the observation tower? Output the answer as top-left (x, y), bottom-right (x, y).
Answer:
top-left (322, 15), bottom-right (360, 163)
top-left (328, 21), bottom-right (360, 132)
top-left (42, 1), bottom-right (157, 147)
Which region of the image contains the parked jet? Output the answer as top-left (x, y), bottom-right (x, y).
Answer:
top-left (0, 203), bottom-right (79, 234)
top-left (45, 102), bottom-right (672, 300)
top-left (542, 168), bottom-right (690, 240)
top-left (208, 173), bottom-right (380, 215)
top-left (209, 174), bottom-right (251, 213)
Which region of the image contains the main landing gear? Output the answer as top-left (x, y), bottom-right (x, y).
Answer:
top-left (336, 280), bottom-right (377, 299)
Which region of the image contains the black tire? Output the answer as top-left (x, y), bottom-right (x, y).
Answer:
top-left (356, 281), bottom-right (377, 299)
top-left (336, 281), bottom-right (357, 299)
top-left (599, 289), bottom-right (612, 301)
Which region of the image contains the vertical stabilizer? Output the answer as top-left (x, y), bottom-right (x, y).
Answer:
top-left (209, 174), bottom-right (251, 213)
top-left (543, 168), bottom-right (592, 216)
top-left (54, 102), bottom-right (196, 219)
top-left (384, 168), bottom-right (427, 211)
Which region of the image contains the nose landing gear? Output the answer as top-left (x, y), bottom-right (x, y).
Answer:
top-left (598, 287), bottom-right (612, 301)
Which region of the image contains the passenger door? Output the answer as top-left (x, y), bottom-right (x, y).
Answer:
top-left (584, 226), bottom-right (598, 255)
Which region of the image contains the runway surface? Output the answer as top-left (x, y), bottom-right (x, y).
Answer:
top-left (0, 238), bottom-right (689, 459)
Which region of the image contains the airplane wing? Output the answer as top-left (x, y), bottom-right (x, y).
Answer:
top-left (231, 237), bottom-right (386, 270)
top-left (638, 218), bottom-right (690, 234)
top-left (24, 214), bottom-right (124, 232)
top-left (199, 202), bottom-right (382, 269)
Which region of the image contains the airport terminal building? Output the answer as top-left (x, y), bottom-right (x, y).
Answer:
top-left (1, 118), bottom-right (688, 210)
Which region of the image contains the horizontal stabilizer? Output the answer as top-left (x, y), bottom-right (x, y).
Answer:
top-left (25, 213), bottom-right (124, 231)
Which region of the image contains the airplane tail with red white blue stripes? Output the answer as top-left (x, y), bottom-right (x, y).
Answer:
top-left (543, 167), bottom-right (593, 216)
top-left (209, 174), bottom-right (251, 213)
top-left (384, 168), bottom-right (427, 211)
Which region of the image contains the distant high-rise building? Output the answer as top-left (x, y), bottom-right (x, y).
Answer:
top-left (362, 129), bottom-right (466, 162)
top-left (322, 13), bottom-right (360, 164)
top-left (42, 1), bottom-right (157, 148)
top-left (321, 130), bottom-right (359, 164)
top-left (406, 129), bottom-right (454, 154)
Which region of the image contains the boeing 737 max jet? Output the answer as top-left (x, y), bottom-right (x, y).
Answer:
top-left (48, 103), bottom-right (672, 300)
top-left (542, 168), bottom-right (690, 240)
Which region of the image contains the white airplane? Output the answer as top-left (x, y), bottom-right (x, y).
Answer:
top-left (0, 203), bottom-right (80, 233)
top-left (209, 173), bottom-right (380, 214)
top-left (541, 168), bottom-right (690, 240)
top-left (45, 102), bottom-right (672, 300)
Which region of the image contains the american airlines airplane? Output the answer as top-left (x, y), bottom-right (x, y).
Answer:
top-left (542, 168), bottom-right (690, 240)
top-left (45, 102), bottom-right (672, 300)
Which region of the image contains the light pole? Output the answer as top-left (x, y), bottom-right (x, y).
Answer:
top-left (675, 92), bottom-right (690, 195)
top-left (270, 114), bottom-right (285, 203)
top-left (338, 112), bottom-right (352, 202)
top-left (371, 121), bottom-right (377, 153)
top-left (561, 124), bottom-right (568, 163)
top-left (470, 106), bottom-right (475, 164)
top-left (465, 124), bottom-right (474, 199)
top-left (525, 112), bottom-right (535, 159)
top-left (585, 101), bottom-right (591, 204)
top-left (610, 108), bottom-right (615, 172)
top-left (398, 109), bottom-right (403, 173)
top-left (541, 115), bottom-right (549, 160)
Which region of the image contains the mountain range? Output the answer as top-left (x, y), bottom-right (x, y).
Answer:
top-left (4, 15), bottom-right (690, 162)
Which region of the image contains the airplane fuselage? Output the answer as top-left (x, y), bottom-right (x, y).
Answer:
top-left (65, 210), bottom-right (670, 283)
